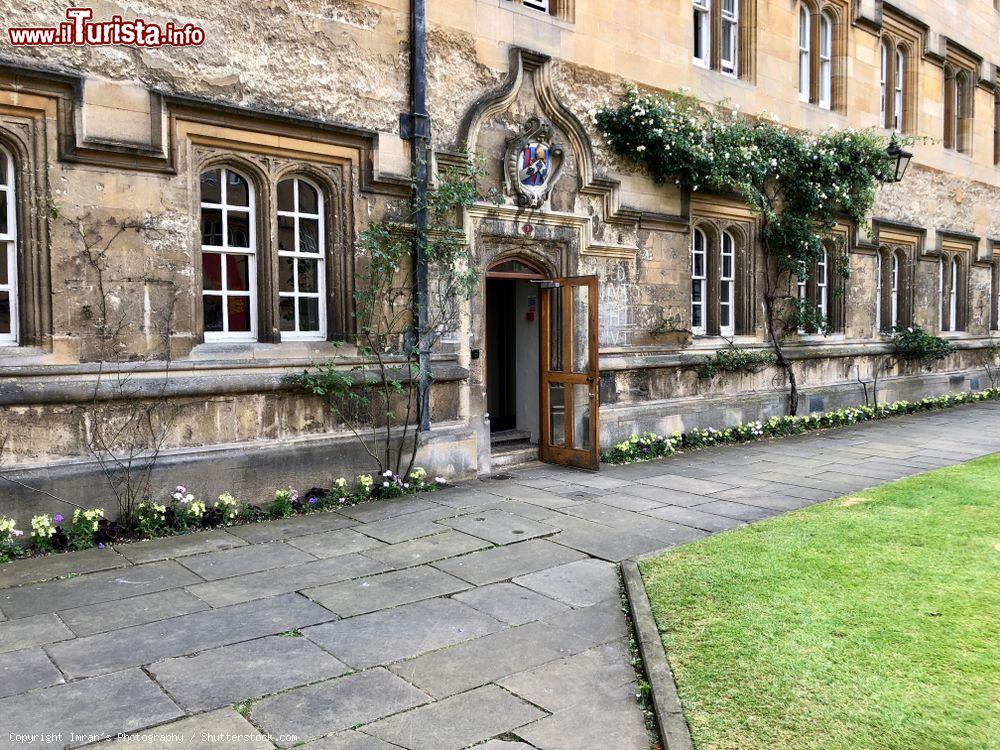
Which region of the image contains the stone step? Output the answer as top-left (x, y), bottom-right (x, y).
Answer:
top-left (491, 446), bottom-right (539, 468)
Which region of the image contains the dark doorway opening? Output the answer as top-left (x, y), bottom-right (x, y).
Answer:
top-left (485, 257), bottom-right (544, 463)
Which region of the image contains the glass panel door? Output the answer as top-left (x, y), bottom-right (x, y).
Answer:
top-left (539, 276), bottom-right (600, 470)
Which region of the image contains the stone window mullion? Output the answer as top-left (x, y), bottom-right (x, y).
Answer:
top-left (707, 234), bottom-right (722, 335)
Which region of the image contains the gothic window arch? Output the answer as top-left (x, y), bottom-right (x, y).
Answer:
top-left (0, 145), bottom-right (17, 345)
top-left (939, 251), bottom-right (968, 332)
top-left (945, 65), bottom-right (975, 154)
top-left (876, 244), bottom-right (913, 333)
top-left (692, 0), bottom-right (756, 81)
top-left (798, 1), bottom-right (846, 110)
top-left (690, 219), bottom-right (753, 337)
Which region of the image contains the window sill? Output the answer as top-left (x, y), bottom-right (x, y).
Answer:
top-left (188, 340), bottom-right (353, 362)
top-left (0, 345), bottom-right (55, 365)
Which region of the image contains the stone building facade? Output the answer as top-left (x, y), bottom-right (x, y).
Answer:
top-left (0, 0), bottom-right (997, 521)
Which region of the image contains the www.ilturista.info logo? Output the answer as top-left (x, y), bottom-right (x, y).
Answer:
top-left (8, 8), bottom-right (205, 47)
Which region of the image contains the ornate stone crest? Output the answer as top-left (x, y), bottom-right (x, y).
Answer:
top-left (504, 117), bottom-right (565, 209)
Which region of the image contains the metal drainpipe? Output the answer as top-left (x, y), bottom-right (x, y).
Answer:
top-left (409, 0), bottom-right (431, 431)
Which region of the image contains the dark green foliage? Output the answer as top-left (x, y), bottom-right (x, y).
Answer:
top-left (892, 325), bottom-right (955, 363)
top-left (698, 344), bottom-right (778, 379)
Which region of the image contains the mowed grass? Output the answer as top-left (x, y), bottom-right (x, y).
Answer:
top-left (639, 454), bottom-right (1000, 750)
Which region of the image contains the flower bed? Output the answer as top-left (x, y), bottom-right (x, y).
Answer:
top-left (0, 468), bottom-right (446, 564)
top-left (603, 387), bottom-right (1000, 464)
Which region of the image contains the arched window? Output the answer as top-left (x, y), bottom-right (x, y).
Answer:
top-left (879, 42), bottom-right (889, 128)
top-left (720, 0), bottom-right (739, 77)
top-left (946, 257), bottom-right (960, 332)
top-left (693, 0), bottom-right (711, 67)
top-left (874, 252), bottom-right (882, 334)
top-left (890, 251), bottom-right (900, 329)
top-left (818, 13), bottom-right (833, 109)
top-left (277, 176), bottom-right (326, 340)
top-left (816, 247), bottom-right (829, 320)
top-left (720, 231), bottom-right (735, 335)
top-left (0, 146), bottom-right (17, 346)
top-left (691, 227), bottom-right (707, 335)
top-left (893, 47), bottom-right (905, 132)
top-left (200, 167), bottom-right (256, 341)
top-left (798, 7), bottom-right (811, 101)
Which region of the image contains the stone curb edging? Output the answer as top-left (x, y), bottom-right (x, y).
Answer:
top-left (621, 558), bottom-right (695, 750)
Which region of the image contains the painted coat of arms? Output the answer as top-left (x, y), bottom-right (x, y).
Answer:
top-left (504, 117), bottom-right (564, 209)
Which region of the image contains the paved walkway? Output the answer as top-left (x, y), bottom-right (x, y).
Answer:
top-left (2, 401), bottom-right (999, 750)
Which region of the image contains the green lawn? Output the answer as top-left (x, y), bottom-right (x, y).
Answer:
top-left (640, 454), bottom-right (1000, 750)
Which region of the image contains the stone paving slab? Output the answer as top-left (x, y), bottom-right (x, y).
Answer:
top-left (428, 486), bottom-right (518, 509)
top-left (362, 684), bottom-right (547, 750)
top-left (85, 708), bottom-right (274, 749)
top-left (47, 593), bottom-right (336, 678)
top-left (498, 639), bottom-right (635, 713)
top-left (389, 618), bottom-right (588, 699)
top-left (338, 497), bottom-right (442, 523)
top-left (58, 588), bottom-right (210, 637)
top-left (556, 501), bottom-right (707, 543)
top-left (354, 507), bottom-right (459, 544)
top-left (431, 538), bottom-right (586, 586)
top-left (118, 529), bottom-right (247, 565)
top-left (0, 612), bottom-right (74, 653)
top-left (515, 685), bottom-right (650, 750)
top-left (186, 553), bottom-right (389, 608)
top-left (362, 530), bottom-right (491, 570)
top-left (0, 547), bottom-right (130, 590)
top-left (299, 732), bottom-right (399, 750)
top-left (225, 511), bottom-right (353, 544)
top-left (689, 499), bottom-right (780, 522)
top-left (641, 505), bottom-right (747, 532)
top-left (0, 668), bottom-right (182, 750)
top-left (547, 515), bottom-right (673, 562)
top-left (452, 582), bottom-right (570, 625)
top-left (476, 741), bottom-right (536, 750)
top-left (0, 560), bottom-right (202, 619)
top-left (0, 647), bottom-right (64, 698)
top-left (437, 509), bottom-right (560, 545)
top-left (303, 597), bottom-right (501, 669)
top-left (148, 634), bottom-right (349, 711)
top-left (637, 472), bottom-right (735, 495)
top-left (302, 565), bottom-right (469, 616)
top-left (513, 559), bottom-right (619, 608)
top-left (178, 541), bottom-right (314, 580)
top-left (286, 528), bottom-right (387, 558)
top-left (249, 668), bottom-right (431, 747)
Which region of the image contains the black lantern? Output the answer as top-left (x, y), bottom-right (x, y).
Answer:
top-left (886, 140), bottom-right (913, 183)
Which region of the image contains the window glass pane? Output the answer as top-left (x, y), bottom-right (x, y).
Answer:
top-left (227, 211), bottom-right (251, 248)
top-left (202, 252), bottom-right (223, 291)
top-left (298, 259), bottom-right (319, 293)
top-left (572, 383), bottom-right (591, 450)
top-left (299, 297), bottom-right (321, 332)
top-left (720, 305), bottom-right (731, 328)
top-left (0, 242), bottom-right (7, 285)
top-left (693, 254), bottom-right (704, 277)
top-left (571, 284), bottom-right (589, 373)
top-left (227, 296), bottom-right (252, 332)
top-left (692, 280), bottom-right (703, 303)
top-left (548, 291), bottom-right (563, 372)
top-left (720, 283), bottom-right (731, 303)
top-left (0, 150), bottom-right (7, 184)
top-left (226, 171), bottom-right (250, 207)
top-left (0, 193), bottom-right (7, 236)
top-left (201, 208), bottom-right (223, 247)
top-left (227, 254), bottom-right (250, 292)
top-left (279, 257), bottom-right (295, 292)
top-left (549, 383), bottom-right (565, 447)
top-left (203, 295), bottom-right (223, 332)
top-left (279, 297), bottom-right (296, 331)
top-left (299, 218), bottom-right (320, 254)
top-left (298, 181), bottom-right (319, 214)
top-left (200, 169), bottom-right (221, 204)
top-left (277, 179), bottom-right (295, 212)
top-left (0, 291), bottom-right (9, 333)
top-left (278, 215), bottom-right (295, 254)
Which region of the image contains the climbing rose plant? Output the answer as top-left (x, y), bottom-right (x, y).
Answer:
top-left (593, 88), bottom-right (911, 414)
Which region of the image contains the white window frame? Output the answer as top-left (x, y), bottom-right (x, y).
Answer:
top-left (893, 47), bottom-right (905, 132)
top-left (816, 248), bottom-right (829, 322)
top-left (719, 231), bottom-right (735, 336)
top-left (693, 0), bottom-right (712, 68)
top-left (798, 7), bottom-right (811, 101)
top-left (692, 227), bottom-right (707, 336)
top-left (890, 252), bottom-right (900, 329)
top-left (818, 13), bottom-right (833, 109)
top-left (879, 42), bottom-right (889, 128)
top-left (720, 0), bottom-right (739, 77)
top-left (874, 252), bottom-right (882, 334)
top-left (277, 176), bottom-right (327, 341)
top-left (949, 256), bottom-right (959, 331)
top-left (522, 0), bottom-right (550, 12)
top-left (0, 146), bottom-right (17, 346)
top-left (200, 167), bottom-right (257, 343)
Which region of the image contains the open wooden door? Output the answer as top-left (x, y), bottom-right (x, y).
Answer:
top-left (538, 275), bottom-right (600, 470)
